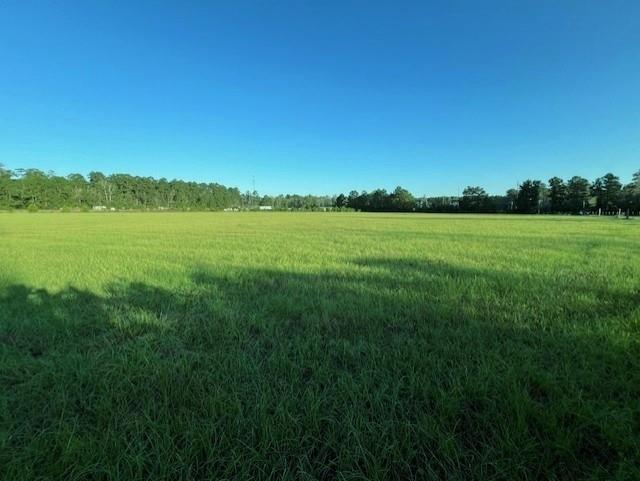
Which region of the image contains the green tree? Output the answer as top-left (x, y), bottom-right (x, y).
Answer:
top-left (602, 173), bottom-right (622, 211)
top-left (548, 177), bottom-right (567, 213)
top-left (0, 163), bottom-right (12, 208)
top-left (459, 186), bottom-right (489, 212)
top-left (505, 188), bottom-right (518, 212)
top-left (566, 176), bottom-right (591, 214)
top-left (390, 186), bottom-right (415, 211)
top-left (347, 191), bottom-right (360, 210)
top-left (89, 172), bottom-right (113, 206)
top-left (591, 177), bottom-right (605, 210)
top-left (622, 170), bottom-right (640, 213)
top-left (516, 180), bottom-right (542, 214)
top-left (20, 169), bottom-right (49, 208)
top-left (592, 173), bottom-right (622, 212)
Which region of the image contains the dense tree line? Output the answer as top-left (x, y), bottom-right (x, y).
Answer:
top-left (335, 170), bottom-right (640, 215)
top-left (1, 164), bottom-right (639, 214)
top-left (0, 165), bottom-right (340, 211)
top-left (0, 166), bottom-right (241, 210)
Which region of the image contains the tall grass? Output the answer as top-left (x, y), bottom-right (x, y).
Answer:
top-left (1, 212), bottom-right (639, 480)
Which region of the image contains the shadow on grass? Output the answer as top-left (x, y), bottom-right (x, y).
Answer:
top-left (1, 258), bottom-right (639, 480)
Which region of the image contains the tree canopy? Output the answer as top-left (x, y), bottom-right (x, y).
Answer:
top-left (1, 164), bottom-right (639, 215)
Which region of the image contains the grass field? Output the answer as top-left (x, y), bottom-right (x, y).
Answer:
top-left (1, 212), bottom-right (639, 480)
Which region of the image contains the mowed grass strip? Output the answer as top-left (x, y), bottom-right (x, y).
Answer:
top-left (1, 212), bottom-right (639, 480)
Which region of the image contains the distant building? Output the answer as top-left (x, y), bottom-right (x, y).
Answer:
top-left (259, 205), bottom-right (273, 211)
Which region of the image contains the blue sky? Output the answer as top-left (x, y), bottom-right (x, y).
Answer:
top-left (1, 1), bottom-right (638, 195)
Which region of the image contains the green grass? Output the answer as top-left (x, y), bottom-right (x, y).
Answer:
top-left (1, 212), bottom-right (639, 480)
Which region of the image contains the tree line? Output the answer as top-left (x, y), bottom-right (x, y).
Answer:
top-left (0, 166), bottom-right (242, 211)
top-left (0, 165), bottom-right (337, 211)
top-left (335, 170), bottom-right (640, 215)
top-left (1, 164), bottom-right (639, 214)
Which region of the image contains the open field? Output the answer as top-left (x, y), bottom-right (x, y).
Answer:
top-left (1, 212), bottom-right (639, 480)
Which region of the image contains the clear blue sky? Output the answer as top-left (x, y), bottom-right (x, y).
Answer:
top-left (1, 1), bottom-right (638, 196)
